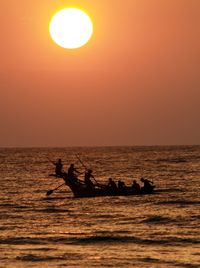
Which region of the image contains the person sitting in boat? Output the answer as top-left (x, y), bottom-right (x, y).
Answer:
top-left (140, 177), bottom-right (154, 193)
top-left (53, 158), bottom-right (63, 177)
top-left (132, 180), bottom-right (141, 194)
top-left (118, 180), bottom-right (126, 192)
top-left (107, 178), bottom-right (118, 193)
top-left (84, 169), bottom-right (95, 189)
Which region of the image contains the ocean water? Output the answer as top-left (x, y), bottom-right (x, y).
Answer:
top-left (0, 146), bottom-right (200, 268)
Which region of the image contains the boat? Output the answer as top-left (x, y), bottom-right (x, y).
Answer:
top-left (47, 154), bottom-right (156, 198)
top-left (48, 174), bottom-right (155, 198)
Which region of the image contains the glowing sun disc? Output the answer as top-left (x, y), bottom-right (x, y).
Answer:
top-left (49, 8), bottom-right (93, 49)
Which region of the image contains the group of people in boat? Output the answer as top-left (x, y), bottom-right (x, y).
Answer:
top-left (51, 158), bottom-right (155, 195)
top-left (52, 159), bottom-right (95, 186)
top-left (106, 177), bottom-right (154, 194)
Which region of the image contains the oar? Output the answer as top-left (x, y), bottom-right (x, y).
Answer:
top-left (75, 154), bottom-right (87, 169)
top-left (46, 183), bottom-right (66, 196)
top-left (75, 154), bottom-right (104, 187)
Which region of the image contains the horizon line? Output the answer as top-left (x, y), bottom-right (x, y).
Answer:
top-left (0, 144), bottom-right (199, 149)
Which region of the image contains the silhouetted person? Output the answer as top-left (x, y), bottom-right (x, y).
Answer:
top-left (118, 180), bottom-right (126, 191)
top-left (53, 159), bottom-right (63, 176)
top-left (132, 180), bottom-right (141, 193)
top-left (107, 178), bottom-right (118, 193)
top-left (67, 164), bottom-right (81, 183)
top-left (84, 169), bottom-right (95, 189)
top-left (140, 177), bottom-right (154, 193)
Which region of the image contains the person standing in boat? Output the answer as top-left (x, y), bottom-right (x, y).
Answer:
top-left (84, 169), bottom-right (95, 189)
top-left (53, 158), bottom-right (63, 177)
top-left (67, 164), bottom-right (81, 182)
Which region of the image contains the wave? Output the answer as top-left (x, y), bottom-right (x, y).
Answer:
top-left (1, 235), bottom-right (199, 246)
top-left (35, 208), bottom-right (70, 213)
top-left (137, 257), bottom-right (200, 268)
top-left (156, 200), bottom-right (200, 205)
top-left (141, 215), bottom-right (171, 224)
top-left (16, 254), bottom-right (58, 262)
top-left (16, 252), bottom-right (81, 262)
top-left (0, 203), bottom-right (29, 209)
top-left (153, 157), bottom-right (188, 163)
top-left (71, 236), bottom-right (200, 245)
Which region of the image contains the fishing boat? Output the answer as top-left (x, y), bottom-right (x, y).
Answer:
top-left (47, 174), bottom-right (155, 198)
top-left (47, 155), bottom-right (155, 198)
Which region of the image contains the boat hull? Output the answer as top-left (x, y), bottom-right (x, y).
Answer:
top-left (64, 178), bottom-right (155, 198)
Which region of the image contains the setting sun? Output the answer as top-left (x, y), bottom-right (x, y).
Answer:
top-left (49, 8), bottom-right (93, 49)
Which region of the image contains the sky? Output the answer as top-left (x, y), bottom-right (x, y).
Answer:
top-left (1, 0), bottom-right (200, 147)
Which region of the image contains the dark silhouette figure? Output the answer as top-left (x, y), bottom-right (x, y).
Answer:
top-left (140, 177), bottom-right (154, 193)
top-left (53, 159), bottom-right (63, 176)
top-left (107, 178), bottom-right (118, 193)
top-left (118, 180), bottom-right (126, 191)
top-left (132, 180), bottom-right (141, 193)
top-left (67, 164), bottom-right (81, 183)
top-left (84, 169), bottom-right (95, 189)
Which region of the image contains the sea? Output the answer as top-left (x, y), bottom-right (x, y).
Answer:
top-left (0, 146), bottom-right (200, 268)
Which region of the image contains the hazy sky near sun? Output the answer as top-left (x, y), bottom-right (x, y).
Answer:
top-left (1, 0), bottom-right (200, 146)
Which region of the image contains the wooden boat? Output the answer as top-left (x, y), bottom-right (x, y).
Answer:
top-left (47, 156), bottom-right (155, 198)
top-left (60, 175), bottom-right (155, 198)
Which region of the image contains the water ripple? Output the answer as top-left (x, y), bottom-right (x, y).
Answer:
top-left (1, 235), bottom-right (199, 246)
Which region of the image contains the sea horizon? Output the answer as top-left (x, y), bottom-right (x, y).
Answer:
top-left (0, 144), bottom-right (199, 149)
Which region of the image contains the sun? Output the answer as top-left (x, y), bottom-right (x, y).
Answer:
top-left (49, 8), bottom-right (93, 49)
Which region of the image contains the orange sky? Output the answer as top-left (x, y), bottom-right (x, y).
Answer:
top-left (1, 0), bottom-right (200, 146)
